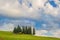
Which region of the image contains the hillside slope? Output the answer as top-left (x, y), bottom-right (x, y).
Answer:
top-left (0, 31), bottom-right (60, 40)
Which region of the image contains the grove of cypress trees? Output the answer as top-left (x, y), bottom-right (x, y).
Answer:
top-left (13, 25), bottom-right (35, 35)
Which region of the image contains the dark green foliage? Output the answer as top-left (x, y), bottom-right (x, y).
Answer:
top-left (13, 25), bottom-right (22, 34)
top-left (25, 26), bottom-right (28, 34)
top-left (13, 27), bottom-right (18, 34)
top-left (22, 26), bottom-right (25, 33)
top-left (16, 25), bottom-right (22, 33)
top-left (27, 27), bottom-right (32, 34)
top-left (25, 26), bottom-right (29, 34)
top-left (22, 26), bottom-right (28, 34)
top-left (13, 25), bottom-right (35, 35)
top-left (33, 27), bottom-right (35, 35)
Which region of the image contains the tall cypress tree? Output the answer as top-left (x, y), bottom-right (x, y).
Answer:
top-left (26, 26), bottom-right (28, 34)
top-left (27, 26), bottom-right (31, 34)
top-left (24, 26), bottom-right (27, 34)
top-left (22, 26), bottom-right (25, 34)
top-left (33, 27), bottom-right (35, 35)
top-left (13, 27), bottom-right (18, 34)
top-left (17, 25), bottom-right (21, 33)
top-left (24, 26), bottom-right (28, 34)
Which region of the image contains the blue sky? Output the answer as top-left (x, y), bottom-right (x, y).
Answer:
top-left (0, 0), bottom-right (60, 38)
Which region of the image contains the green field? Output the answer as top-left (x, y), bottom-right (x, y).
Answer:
top-left (0, 31), bottom-right (60, 40)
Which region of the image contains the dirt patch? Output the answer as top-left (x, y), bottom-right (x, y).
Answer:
top-left (0, 37), bottom-right (4, 40)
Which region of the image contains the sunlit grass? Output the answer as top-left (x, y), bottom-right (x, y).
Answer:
top-left (0, 31), bottom-right (60, 40)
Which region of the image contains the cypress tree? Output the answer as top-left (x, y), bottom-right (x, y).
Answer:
top-left (24, 26), bottom-right (28, 34)
top-left (27, 26), bottom-right (31, 34)
top-left (17, 25), bottom-right (21, 33)
top-left (22, 26), bottom-right (25, 34)
top-left (26, 26), bottom-right (28, 34)
top-left (33, 27), bottom-right (35, 35)
top-left (13, 27), bottom-right (18, 34)
top-left (23, 26), bottom-right (27, 34)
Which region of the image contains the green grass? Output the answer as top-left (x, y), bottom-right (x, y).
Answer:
top-left (0, 31), bottom-right (60, 40)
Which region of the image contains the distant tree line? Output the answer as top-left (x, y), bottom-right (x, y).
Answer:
top-left (13, 25), bottom-right (35, 35)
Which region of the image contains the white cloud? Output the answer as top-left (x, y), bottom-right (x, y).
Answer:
top-left (32, 0), bottom-right (47, 9)
top-left (51, 29), bottom-right (60, 38)
top-left (35, 29), bottom-right (60, 38)
top-left (35, 30), bottom-right (48, 36)
top-left (44, 2), bottom-right (59, 17)
top-left (0, 0), bottom-right (59, 19)
top-left (0, 23), bottom-right (14, 31)
top-left (0, 0), bottom-right (60, 19)
top-left (0, 0), bottom-right (41, 19)
top-left (0, 19), bottom-right (35, 31)
top-left (35, 20), bottom-right (60, 38)
top-left (10, 20), bottom-right (35, 26)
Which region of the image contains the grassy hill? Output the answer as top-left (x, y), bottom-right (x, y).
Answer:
top-left (0, 31), bottom-right (60, 40)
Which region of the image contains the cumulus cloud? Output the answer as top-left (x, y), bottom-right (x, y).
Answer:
top-left (35, 19), bottom-right (60, 38)
top-left (0, 0), bottom-right (60, 18)
top-left (0, 19), bottom-right (35, 31)
top-left (35, 29), bottom-right (60, 38)
top-left (35, 30), bottom-right (48, 36)
top-left (0, 23), bottom-right (14, 31)
top-left (0, 0), bottom-right (59, 19)
top-left (49, 30), bottom-right (60, 38)
top-left (0, 0), bottom-right (41, 19)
